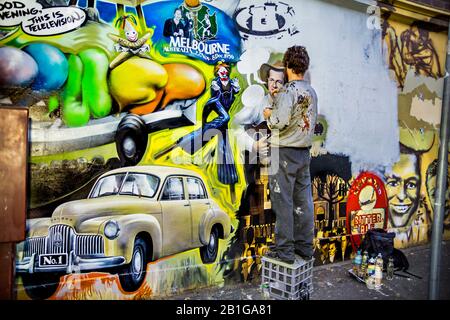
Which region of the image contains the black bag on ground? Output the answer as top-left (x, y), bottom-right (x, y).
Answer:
top-left (359, 228), bottom-right (395, 266)
top-left (359, 228), bottom-right (422, 279)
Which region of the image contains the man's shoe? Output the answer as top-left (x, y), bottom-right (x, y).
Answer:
top-left (265, 251), bottom-right (295, 264)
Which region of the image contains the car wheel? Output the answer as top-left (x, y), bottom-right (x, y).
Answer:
top-left (115, 114), bottom-right (148, 166)
top-left (21, 272), bottom-right (62, 300)
top-left (119, 237), bottom-right (148, 292)
top-left (200, 227), bottom-right (219, 264)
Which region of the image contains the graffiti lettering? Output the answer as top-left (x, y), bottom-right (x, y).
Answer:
top-left (164, 43), bottom-right (234, 62)
top-left (0, 7), bottom-right (39, 18)
top-left (167, 36), bottom-right (230, 56)
top-left (359, 224), bottom-right (371, 234)
top-left (0, 0), bottom-right (86, 36)
top-left (353, 213), bottom-right (383, 225)
top-left (0, 1), bottom-right (24, 10)
top-left (0, 1), bottom-right (40, 20)
top-left (351, 176), bottom-right (381, 195)
top-left (0, 0), bottom-right (40, 24)
top-left (25, 10), bottom-right (84, 34)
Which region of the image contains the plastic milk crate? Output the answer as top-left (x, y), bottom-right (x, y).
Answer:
top-left (261, 256), bottom-right (314, 300)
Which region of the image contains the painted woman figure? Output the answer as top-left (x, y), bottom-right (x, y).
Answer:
top-left (155, 62), bottom-right (240, 187)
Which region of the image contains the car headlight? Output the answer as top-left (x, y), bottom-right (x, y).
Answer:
top-left (104, 220), bottom-right (120, 239)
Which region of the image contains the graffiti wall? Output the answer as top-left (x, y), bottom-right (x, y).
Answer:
top-left (0, 0), bottom-right (448, 299)
top-left (380, 4), bottom-right (449, 249)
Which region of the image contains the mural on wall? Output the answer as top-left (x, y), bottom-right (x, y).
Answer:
top-left (0, 0), bottom-right (246, 299)
top-left (309, 153), bottom-right (353, 264)
top-left (0, 0), bottom-right (448, 298)
top-left (382, 17), bottom-right (444, 90)
top-left (381, 8), bottom-right (449, 249)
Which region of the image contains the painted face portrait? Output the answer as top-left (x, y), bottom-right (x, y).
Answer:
top-left (124, 21), bottom-right (138, 42)
top-left (217, 66), bottom-right (229, 80)
top-left (385, 153), bottom-right (420, 228)
top-left (174, 9), bottom-right (182, 21)
top-left (267, 69), bottom-right (284, 96)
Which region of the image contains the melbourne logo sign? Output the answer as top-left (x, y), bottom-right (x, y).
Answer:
top-left (145, 0), bottom-right (241, 64)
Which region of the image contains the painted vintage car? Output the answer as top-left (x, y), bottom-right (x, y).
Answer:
top-left (16, 165), bottom-right (232, 299)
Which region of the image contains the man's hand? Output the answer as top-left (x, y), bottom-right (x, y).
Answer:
top-left (252, 135), bottom-right (269, 156)
top-left (263, 108), bottom-right (272, 120)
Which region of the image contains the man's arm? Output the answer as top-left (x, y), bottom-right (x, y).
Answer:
top-left (267, 89), bottom-right (295, 130)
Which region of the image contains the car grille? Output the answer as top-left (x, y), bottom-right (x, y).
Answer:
top-left (24, 224), bottom-right (105, 258)
top-left (24, 237), bottom-right (46, 258)
top-left (75, 235), bottom-right (104, 256)
top-left (47, 224), bottom-right (73, 254)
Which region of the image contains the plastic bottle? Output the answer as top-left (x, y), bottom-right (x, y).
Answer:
top-left (366, 256), bottom-right (376, 289)
top-left (386, 256), bottom-right (394, 280)
top-left (360, 250), bottom-right (368, 279)
top-left (374, 253), bottom-right (383, 290)
top-left (353, 250), bottom-right (362, 275)
top-left (366, 274), bottom-right (376, 290)
top-left (367, 256), bottom-right (376, 278)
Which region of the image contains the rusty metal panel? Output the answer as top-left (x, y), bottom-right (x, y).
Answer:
top-left (0, 107), bottom-right (28, 243)
top-left (0, 243), bottom-right (16, 299)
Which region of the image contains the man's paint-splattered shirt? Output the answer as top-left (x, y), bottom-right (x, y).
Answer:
top-left (268, 80), bottom-right (318, 148)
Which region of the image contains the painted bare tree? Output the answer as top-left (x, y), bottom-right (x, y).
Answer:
top-left (313, 174), bottom-right (349, 226)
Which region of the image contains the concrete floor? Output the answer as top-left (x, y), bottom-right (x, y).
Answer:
top-left (165, 241), bottom-right (450, 300)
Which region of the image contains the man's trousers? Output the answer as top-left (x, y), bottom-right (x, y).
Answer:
top-left (269, 147), bottom-right (315, 261)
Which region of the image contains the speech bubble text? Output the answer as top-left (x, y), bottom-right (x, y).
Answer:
top-left (0, 0), bottom-right (86, 36)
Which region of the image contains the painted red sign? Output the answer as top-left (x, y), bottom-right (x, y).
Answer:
top-left (346, 172), bottom-right (389, 251)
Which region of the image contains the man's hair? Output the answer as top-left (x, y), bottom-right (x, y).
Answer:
top-left (283, 45), bottom-right (310, 75)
